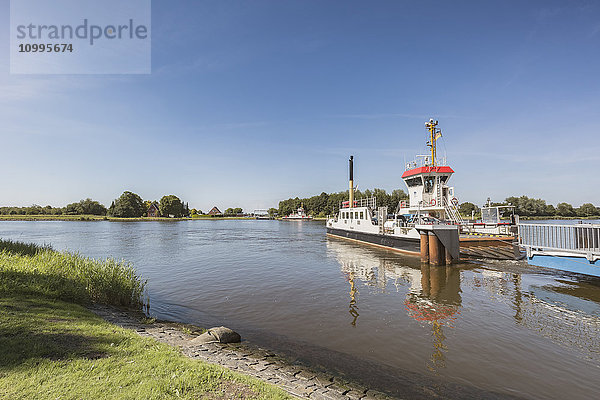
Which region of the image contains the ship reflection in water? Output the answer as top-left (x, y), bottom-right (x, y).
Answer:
top-left (328, 237), bottom-right (600, 377)
top-left (409, 264), bottom-right (461, 372)
top-left (334, 240), bottom-right (463, 372)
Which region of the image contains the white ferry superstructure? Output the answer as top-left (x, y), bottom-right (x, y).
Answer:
top-left (326, 119), bottom-right (518, 258)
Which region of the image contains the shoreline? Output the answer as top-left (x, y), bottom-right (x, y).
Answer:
top-left (91, 304), bottom-right (394, 400)
top-left (0, 214), bottom-right (596, 222)
top-left (0, 215), bottom-right (261, 221)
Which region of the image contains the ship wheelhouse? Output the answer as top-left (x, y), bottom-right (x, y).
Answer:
top-left (396, 119), bottom-right (462, 224)
top-left (397, 157), bottom-right (459, 222)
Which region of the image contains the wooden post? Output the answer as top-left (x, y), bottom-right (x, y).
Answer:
top-left (420, 232), bottom-right (429, 263)
top-left (428, 232), bottom-right (442, 266)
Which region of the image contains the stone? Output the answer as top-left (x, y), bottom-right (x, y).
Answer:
top-left (309, 389), bottom-right (331, 400)
top-left (190, 326), bottom-right (241, 344)
top-left (362, 390), bottom-right (391, 400)
top-left (345, 390), bottom-right (364, 400)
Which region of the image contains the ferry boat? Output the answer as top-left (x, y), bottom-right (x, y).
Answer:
top-left (282, 204), bottom-right (313, 220)
top-left (326, 119), bottom-right (519, 259)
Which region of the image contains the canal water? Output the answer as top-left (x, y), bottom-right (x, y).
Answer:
top-left (1, 220), bottom-right (599, 399)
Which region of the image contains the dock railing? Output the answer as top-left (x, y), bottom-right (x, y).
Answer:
top-left (518, 223), bottom-right (600, 262)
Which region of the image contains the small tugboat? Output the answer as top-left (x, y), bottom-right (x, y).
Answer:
top-left (326, 119), bottom-right (521, 260)
top-left (282, 204), bottom-right (313, 220)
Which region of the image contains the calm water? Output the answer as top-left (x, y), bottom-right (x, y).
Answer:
top-left (1, 220), bottom-right (600, 399)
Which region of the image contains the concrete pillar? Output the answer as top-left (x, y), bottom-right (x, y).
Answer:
top-left (420, 232), bottom-right (429, 263)
top-left (428, 232), bottom-right (443, 266)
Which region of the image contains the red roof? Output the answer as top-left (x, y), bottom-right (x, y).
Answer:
top-left (401, 166), bottom-right (454, 178)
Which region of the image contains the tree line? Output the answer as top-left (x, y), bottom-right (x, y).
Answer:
top-left (278, 188), bottom-right (408, 218)
top-left (0, 192), bottom-right (191, 218)
top-left (0, 191), bottom-right (252, 219)
top-left (278, 190), bottom-right (598, 219)
top-left (0, 198), bottom-right (107, 216)
top-left (459, 195), bottom-right (599, 218)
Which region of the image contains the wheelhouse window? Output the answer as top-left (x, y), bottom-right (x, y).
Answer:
top-left (405, 176), bottom-right (423, 187)
top-left (360, 211), bottom-right (364, 219)
top-left (424, 176), bottom-right (435, 193)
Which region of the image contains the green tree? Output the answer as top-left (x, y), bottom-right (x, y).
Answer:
top-left (78, 198), bottom-right (107, 215)
top-left (64, 202), bottom-right (82, 215)
top-left (25, 205), bottom-right (43, 215)
top-left (224, 207), bottom-right (243, 216)
top-left (159, 195), bottom-right (185, 218)
top-left (277, 188), bottom-right (407, 217)
top-left (459, 202), bottom-right (479, 217)
top-left (268, 208), bottom-right (278, 217)
top-left (505, 196), bottom-right (548, 216)
top-left (108, 191), bottom-right (145, 218)
top-left (556, 202), bottom-right (576, 217)
top-left (577, 203), bottom-right (597, 217)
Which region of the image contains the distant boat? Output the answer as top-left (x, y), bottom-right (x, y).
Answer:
top-left (282, 204), bottom-right (313, 220)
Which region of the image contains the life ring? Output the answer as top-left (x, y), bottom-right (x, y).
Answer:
top-left (430, 199), bottom-right (436, 206)
top-left (451, 197), bottom-right (459, 206)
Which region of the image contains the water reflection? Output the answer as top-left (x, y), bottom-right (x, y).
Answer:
top-left (464, 267), bottom-right (600, 359)
top-left (328, 237), bottom-right (600, 373)
top-left (330, 239), bottom-right (463, 371)
top-left (346, 272), bottom-right (359, 326)
top-left (408, 265), bottom-right (461, 371)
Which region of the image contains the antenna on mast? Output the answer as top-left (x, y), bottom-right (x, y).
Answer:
top-left (425, 119), bottom-right (441, 167)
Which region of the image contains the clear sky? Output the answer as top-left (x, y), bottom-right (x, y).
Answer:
top-left (1, 0), bottom-right (599, 212)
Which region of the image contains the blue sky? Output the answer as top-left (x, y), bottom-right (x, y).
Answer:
top-left (1, 0), bottom-right (599, 211)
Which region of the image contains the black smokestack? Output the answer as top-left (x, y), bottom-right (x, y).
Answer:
top-left (349, 156), bottom-right (354, 181)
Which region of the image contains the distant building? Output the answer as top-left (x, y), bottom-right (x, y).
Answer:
top-left (253, 209), bottom-right (269, 217)
top-left (147, 202), bottom-right (160, 217)
top-left (208, 206), bottom-right (222, 216)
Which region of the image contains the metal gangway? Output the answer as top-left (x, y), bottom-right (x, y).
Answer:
top-left (518, 223), bottom-right (600, 262)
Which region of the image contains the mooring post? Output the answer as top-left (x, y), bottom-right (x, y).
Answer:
top-left (420, 232), bottom-right (429, 263)
top-left (428, 232), bottom-right (443, 265)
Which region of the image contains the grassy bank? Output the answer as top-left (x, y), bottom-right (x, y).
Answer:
top-left (0, 240), bottom-right (291, 399)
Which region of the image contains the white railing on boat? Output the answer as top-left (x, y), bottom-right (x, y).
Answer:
top-left (340, 196), bottom-right (376, 209)
top-left (442, 197), bottom-right (464, 226)
top-left (405, 155), bottom-right (448, 170)
top-left (518, 223), bottom-right (600, 261)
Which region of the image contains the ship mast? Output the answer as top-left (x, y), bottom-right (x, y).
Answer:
top-left (425, 119), bottom-right (441, 167)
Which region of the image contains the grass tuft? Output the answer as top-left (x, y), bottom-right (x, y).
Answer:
top-left (0, 239), bottom-right (146, 309)
top-left (0, 239), bottom-right (51, 256)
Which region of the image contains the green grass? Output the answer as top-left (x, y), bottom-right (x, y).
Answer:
top-left (0, 240), bottom-right (292, 399)
top-left (0, 296), bottom-right (291, 399)
top-left (0, 239), bottom-right (146, 308)
top-left (0, 239), bottom-right (51, 256)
